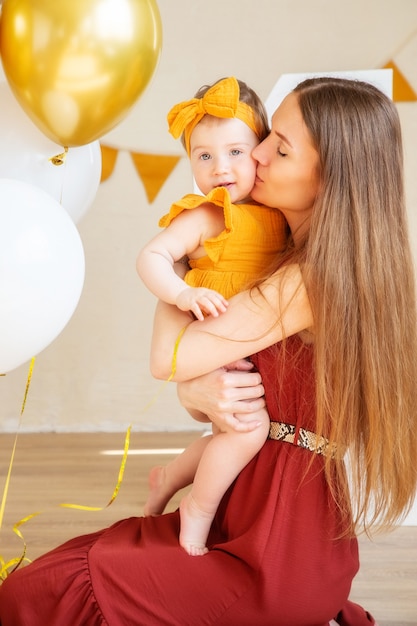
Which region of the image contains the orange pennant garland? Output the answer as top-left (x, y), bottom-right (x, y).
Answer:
top-left (100, 144), bottom-right (119, 182)
top-left (99, 143), bottom-right (181, 203)
top-left (129, 152), bottom-right (181, 203)
top-left (383, 61), bottom-right (417, 102)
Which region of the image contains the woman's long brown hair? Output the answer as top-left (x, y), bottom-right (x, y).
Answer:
top-left (288, 77), bottom-right (417, 534)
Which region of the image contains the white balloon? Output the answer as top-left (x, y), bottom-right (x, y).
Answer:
top-left (0, 82), bottom-right (101, 223)
top-left (0, 179), bottom-right (85, 373)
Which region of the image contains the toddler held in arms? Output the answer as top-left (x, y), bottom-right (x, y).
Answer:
top-left (137, 77), bottom-right (286, 555)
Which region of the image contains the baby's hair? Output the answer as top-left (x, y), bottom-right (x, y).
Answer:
top-left (180, 77), bottom-right (269, 151)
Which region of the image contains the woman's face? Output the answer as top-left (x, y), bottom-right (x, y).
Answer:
top-left (251, 92), bottom-right (320, 237)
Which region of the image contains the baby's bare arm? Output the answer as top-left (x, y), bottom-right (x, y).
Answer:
top-left (137, 212), bottom-right (201, 305)
top-left (137, 206), bottom-right (226, 316)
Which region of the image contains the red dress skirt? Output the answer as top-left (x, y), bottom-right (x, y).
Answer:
top-left (0, 338), bottom-right (375, 626)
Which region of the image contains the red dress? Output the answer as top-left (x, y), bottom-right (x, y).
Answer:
top-left (0, 337), bottom-right (375, 626)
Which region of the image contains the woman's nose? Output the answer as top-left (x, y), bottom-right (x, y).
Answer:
top-left (252, 140), bottom-right (266, 164)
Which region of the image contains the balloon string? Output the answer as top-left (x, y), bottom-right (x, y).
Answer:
top-left (59, 320), bottom-right (188, 510)
top-left (0, 424), bottom-right (131, 582)
top-left (0, 358), bottom-right (35, 580)
top-left (59, 424), bottom-right (132, 512)
top-left (0, 358), bottom-right (35, 528)
top-left (0, 324), bottom-right (189, 580)
top-left (49, 146), bottom-right (68, 166)
top-left (0, 422), bottom-right (131, 581)
top-left (58, 325), bottom-right (189, 511)
top-left (168, 324), bottom-right (188, 380)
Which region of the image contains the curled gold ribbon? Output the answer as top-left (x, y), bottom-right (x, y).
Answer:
top-left (168, 324), bottom-right (188, 380)
top-left (49, 146), bottom-right (69, 166)
top-left (0, 425), bottom-right (131, 581)
top-left (60, 424), bottom-right (131, 512)
top-left (0, 326), bottom-right (188, 581)
top-left (59, 325), bottom-right (188, 513)
top-left (0, 358), bottom-right (36, 580)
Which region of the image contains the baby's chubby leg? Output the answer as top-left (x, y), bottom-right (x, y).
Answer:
top-left (179, 409), bottom-right (270, 555)
top-left (144, 434), bottom-right (212, 516)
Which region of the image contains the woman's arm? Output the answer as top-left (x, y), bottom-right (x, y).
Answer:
top-left (151, 263), bottom-right (313, 381)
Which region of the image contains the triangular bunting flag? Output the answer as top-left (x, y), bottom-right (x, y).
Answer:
top-left (100, 145), bottom-right (119, 182)
top-left (129, 152), bottom-right (181, 203)
top-left (383, 61), bottom-right (417, 102)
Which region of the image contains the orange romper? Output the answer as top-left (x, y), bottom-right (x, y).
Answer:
top-left (159, 186), bottom-right (287, 299)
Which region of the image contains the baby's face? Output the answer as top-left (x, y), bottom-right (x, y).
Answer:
top-left (189, 116), bottom-right (259, 203)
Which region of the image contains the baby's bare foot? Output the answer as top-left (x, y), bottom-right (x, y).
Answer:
top-left (179, 493), bottom-right (213, 556)
top-left (143, 465), bottom-right (172, 516)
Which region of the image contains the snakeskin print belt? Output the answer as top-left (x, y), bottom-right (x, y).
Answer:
top-left (268, 421), bottom-right (339, 458)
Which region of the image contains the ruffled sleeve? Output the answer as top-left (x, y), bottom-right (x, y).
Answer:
top-left (158, 188), bottom-right (233, 264)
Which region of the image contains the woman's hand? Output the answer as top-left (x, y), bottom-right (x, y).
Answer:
top-left (177, 359), bottom-right (266, 433)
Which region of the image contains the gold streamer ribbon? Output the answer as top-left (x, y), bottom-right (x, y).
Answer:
top-left (59, 424), bottom-right (131, 512)
top-left (0, 358), bottom-right (36, 580)
top-left (58, 324), bottom-right (187, 515)
top-left (168, 324), bottom-right (188, 380)
top-left (0, 324), bottom-right (188, 580)
top-left (0, 424), bottom-right (132, 581)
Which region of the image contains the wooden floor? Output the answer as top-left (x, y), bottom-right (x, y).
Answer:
top-left (1, 432), bottom-right (416, 625)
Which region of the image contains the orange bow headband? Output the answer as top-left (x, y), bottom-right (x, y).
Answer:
top-left (167, 77), bottom-right (260, 155)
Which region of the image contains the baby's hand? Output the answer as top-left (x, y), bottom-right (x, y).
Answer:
top-left (176, 287), bottom-right (228, 321)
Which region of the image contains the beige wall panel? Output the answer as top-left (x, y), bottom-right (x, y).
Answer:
top-left (2, 0), bottom-right (417, 439)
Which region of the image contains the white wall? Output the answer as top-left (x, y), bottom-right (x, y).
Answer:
top-left (2, 0), bottom-right (417, 436)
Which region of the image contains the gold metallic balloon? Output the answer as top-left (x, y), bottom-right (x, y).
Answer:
top-left (0, 0), bottom-right (162, 146)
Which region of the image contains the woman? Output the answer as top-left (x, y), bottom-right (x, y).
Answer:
top-left (0, 77), bottom-right (416, 626)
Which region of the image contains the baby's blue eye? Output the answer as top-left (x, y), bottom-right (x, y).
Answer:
top-left (200, 153), bottom-right (211, 161)
top-left (230, 149), bottom-right (242, 156)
